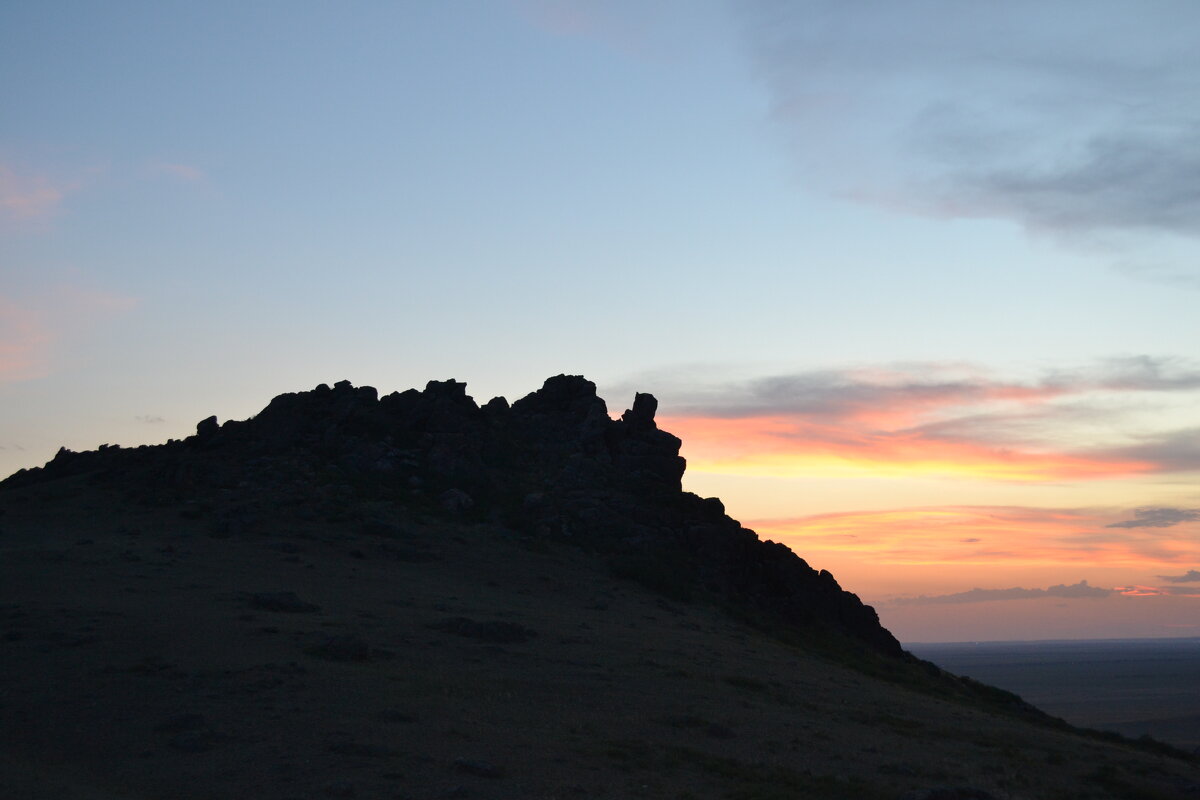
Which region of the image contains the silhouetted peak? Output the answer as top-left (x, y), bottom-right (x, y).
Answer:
top-left (482, 396), bottom-right (510, 414)
top-left (424, 379), bottom-right (468, 399)
top-left (621, 392), bottom-right (658, 429)
top-left (332, 379), bottom-right (378, 402)
top-left (196, 415), bottom-right (219, 438)
top-left (511, 374), bottom-right (606, 420)
top-left (2, 374), bottom-right (902, 658)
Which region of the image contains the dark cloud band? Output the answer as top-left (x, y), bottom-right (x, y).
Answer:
top-left (893, 580), bottom-right (1111, 605)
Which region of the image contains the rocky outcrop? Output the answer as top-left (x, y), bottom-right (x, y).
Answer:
top-left (2, 375), bottom-right (902, 657)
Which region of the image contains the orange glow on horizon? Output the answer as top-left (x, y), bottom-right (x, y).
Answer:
top-left (659, 414), bottom-right (1156, 482)
top-left (749, 506), bottom-right (1200, 569)
top-left (1115, 585), bottom-right (1200, 598)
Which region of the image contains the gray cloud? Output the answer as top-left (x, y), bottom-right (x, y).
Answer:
top-left (1106, 429), bottom-right (1200, 473)
top-left (739, 0), bottom-right (1200, 276)
top-left (654, 357), bottom-right (1200, 421)
top-left (1158, 585), bottom-right (1200, 596)
top-left (1157, 570), bottom-right (1200, 583)
top-left (628, 358), bottom-right (1200, 472)
top-left (1054, 356), bottom-right (1200, 393)
top-left (135, 415), bottom-right (165, 424)
top-left (1107, 507), bottom-right (1200, 529)
top-left (894, 580), bottom-right (1112, 605)
top-left (952, 133), bottom-right (1200, 237)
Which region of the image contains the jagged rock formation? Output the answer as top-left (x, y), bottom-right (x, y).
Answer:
top-left (4, 375), bottom-right (901, 656)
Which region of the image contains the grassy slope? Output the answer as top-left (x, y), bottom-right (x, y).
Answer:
top-left (1, 475), bottom-right (1197, 800)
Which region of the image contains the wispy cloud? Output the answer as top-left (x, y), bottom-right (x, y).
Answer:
top-left (0, 296), bottom-right (52, 381)
top-left (738, 1), bottom-right (1200, 278)
top-left (648, 359), bottom-right (1200, 481)
top-left (1157, 569), bottom-right (1200, 583)
top-left (514, 0), bottom-right (609, 36)
top-left (0, 286), bottom-right (138, 384)
top-left (1107, 507), bottom-right (1200, 529)
top-left (512, 0), bottom-right (698, 58)
top-left (752, 505), bottom-right (1200, 568)
top-left (1107, 429), bottom-right (1200, 474)
top-left (149, 161), bottom-right (206, 183)
top-left (894, 580), bottom-right (1111, 605)
top-left (1113, 584), bottom-right (1200, 598)
top-left (0, 163), bottom-right (74, 223)
top-left (134, 414), bottom-right (165, 424)
top-left (663, 414), bottom-right (1154, 482)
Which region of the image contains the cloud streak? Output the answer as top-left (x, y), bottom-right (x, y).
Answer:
top-left (751, 505), bottom-right (1200, 568)
top-left (0, 296), bottom-right (52, 381)
top-left (1158, 570), bottom-right (1200, 584)
top-left (649, 359), bottom-right (1200, 481)
top-left (738, 0), bottom-right (1200, 279)
top-left (894, 580), bottom-right (1111, 605)
top-left (662, 414), bottom-right (1154, 482)
top-left (149, 162), bottom-right (206, 183)
top-left (0, 287), bottom-right (138, 384)
top-left (0, 164), bottom-right (72, 223)
top-left (1107, 507), bottom-right (1200, 529)
top-left (1113, 584), bottom-right (1200, 598)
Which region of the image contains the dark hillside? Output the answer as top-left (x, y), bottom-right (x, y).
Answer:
top-left (5, 376), bottom-right (900, 658)
top-left (2, 376), bottom-right (1197, 799)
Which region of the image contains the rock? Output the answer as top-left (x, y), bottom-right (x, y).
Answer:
top-left (322, 779), bottom-right (357, 797)
top-left (305, 634), bottom-right (387, 662)
top-left (439, 488), bottom-right (473, 513)
top-left (155, 716), bottom-right (227, 753)
top-left (621, 392), bottom-right (658, 428)
top-left (359, 520), bottom-right (406, 537)
top-left (167, 729), bottom-right (228, 753)
top-left (326, 741), bottom-right (396, 758)
top-left (898, 789), bottom-right (999, 800)
top-left (426, 617), bottom-right (536, 644)
top-left (704, 723), bottom-right (736, 739)
top-left (378, 709), bottom-right (416, 724)
top-left (0, 374), bottom-right (906, 658)
top-left (247, 591), bottom-right (321, 613)
top-left (153, 713), bottom-right (208, 733)
top-left (452, 758), bottom-right (505, 778)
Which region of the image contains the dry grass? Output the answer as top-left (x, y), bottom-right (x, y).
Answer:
top-left (1, 475), bottom-right (1197, 799)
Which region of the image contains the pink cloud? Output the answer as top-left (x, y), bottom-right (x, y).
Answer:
top-left (0, 286), bottom-right (138, 384)
top-left (641, 359), bottom-right (1200, 480)
top-left (660, 414), bottom-right (1156, 482)
top-left (511, 0), bottom-right (685, 58)
top-left (0, 297), bottom-right (51, 381)
top-left (750, 505), bottom-right (1200, 568)
top-left (150, 161), bottom-right (206, 182)
top-left (514, 0), bottom-right (603, 36)
top-left (0, 164), bottom-right (72, 222)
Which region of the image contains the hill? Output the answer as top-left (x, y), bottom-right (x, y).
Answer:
top-left (1, 376), bottom-right (1197, 799)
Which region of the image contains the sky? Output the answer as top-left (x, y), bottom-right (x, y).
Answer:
top-left (3, 0), bottom-right (1199, 642)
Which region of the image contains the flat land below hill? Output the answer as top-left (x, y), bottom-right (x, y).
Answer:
top-left (910, 638), bottom-right (1200, 753)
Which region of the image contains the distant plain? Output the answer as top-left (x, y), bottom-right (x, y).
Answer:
top-left (910, 639), bottom-right (1200, 752)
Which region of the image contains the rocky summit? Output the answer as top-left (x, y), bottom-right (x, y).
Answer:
top-left (8, 375), bottom-right (900, 658)
top-left (1, 376), bottom-right (1198, 799)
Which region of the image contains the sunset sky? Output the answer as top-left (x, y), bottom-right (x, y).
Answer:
top-left (3, 1), bottom-right (1199, 642)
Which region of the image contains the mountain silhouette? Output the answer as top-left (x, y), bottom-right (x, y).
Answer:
top-left (1, 376), bottom-right (1196, 799)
